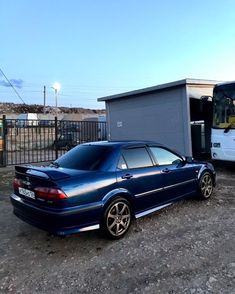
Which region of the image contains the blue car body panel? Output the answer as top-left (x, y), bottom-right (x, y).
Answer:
top-left (10, 141), bottom-right (216, 236)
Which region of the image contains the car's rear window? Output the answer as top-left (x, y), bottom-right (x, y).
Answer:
top-left (56, 145), bottom-right (113, 170)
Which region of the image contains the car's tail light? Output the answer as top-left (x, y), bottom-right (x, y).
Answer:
top-left (34, 187), bottom-right (68, 200)
top-left (13, 178), bottom-right (22, 189)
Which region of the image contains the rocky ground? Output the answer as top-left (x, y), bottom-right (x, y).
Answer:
top-left (0, 102), bottom-right (105, 115)
top-left (0, 102), bottom-right (104, 114)
top-left (0, 163), bottom-right (234, 294)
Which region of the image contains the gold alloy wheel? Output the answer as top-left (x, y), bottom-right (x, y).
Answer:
top-left (200, 173), bottom-right (213, 198)
top-left (106, 200), bottom-right (131, 237)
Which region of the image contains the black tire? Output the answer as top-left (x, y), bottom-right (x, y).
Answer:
top-left (101, 197), bottom-right (132, 239)
top-left (198, 172), bottom-right (213, 200)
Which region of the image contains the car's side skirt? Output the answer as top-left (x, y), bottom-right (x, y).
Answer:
top-left (56, 224), bottom-right (100, 236)
top-left (79, 224), bottom-right (100, 232)
top-left (135, 202), bottom-right (173, 219)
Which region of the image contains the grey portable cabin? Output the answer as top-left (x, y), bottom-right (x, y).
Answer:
top-left (98, 79), bottom-right (219, 158)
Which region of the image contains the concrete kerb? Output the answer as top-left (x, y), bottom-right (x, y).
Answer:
top-left (0, 165), bottom-right (15, 174)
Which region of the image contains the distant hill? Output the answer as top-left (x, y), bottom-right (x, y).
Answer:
top-left (0, 102), bottom-right (105, 115)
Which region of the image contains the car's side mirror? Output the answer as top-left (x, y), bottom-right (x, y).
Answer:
top-left (185, 156), bottom-right (193, 163)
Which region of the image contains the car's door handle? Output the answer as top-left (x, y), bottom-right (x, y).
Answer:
top-left (122, 174), bottom-right (133, 180)
top-left (162, 168), bottom-right (170, 173)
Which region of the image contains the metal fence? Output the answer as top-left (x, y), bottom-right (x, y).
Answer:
top-left (0, 116), bottom-right (107, 166)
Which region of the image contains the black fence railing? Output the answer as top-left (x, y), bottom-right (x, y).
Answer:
top-left (0, 116), bottom-right (107, 166)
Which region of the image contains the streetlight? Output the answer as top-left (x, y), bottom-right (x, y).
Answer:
top-left (52, 82), bottom-right (61, 108)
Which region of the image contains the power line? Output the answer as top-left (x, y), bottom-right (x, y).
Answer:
top-left (0, 67), bottom-right (26, 104)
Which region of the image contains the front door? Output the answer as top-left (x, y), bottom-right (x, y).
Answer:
top-left (148, 146), bottom-right (198, 202)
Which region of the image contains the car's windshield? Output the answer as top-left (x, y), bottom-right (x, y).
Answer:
top-left (213, 84), bottom-right (235, 129)
top-left (55, 145), bottom-right (113, 170)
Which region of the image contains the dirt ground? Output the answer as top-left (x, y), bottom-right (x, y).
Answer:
top-left (0, 162), bottom-right (234, 294)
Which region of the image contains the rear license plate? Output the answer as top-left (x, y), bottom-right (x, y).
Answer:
top-left (19, 187), bottom-right (35, 199)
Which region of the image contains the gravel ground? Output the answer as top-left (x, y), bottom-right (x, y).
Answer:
top-left (0, 162), bottom-right (234, 294)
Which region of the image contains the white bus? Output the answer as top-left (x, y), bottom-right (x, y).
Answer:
top-left (211, 82), bottom-right (235, 162)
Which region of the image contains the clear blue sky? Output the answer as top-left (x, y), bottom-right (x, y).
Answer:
top-left (1, 0), bottom-right (235, 109)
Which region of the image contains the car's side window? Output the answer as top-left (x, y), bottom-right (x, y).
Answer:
top-left (150, 147), bottom-right (182, 166)
top-left (121, 147), bottom-right (153, 169)
top-left (117, 155), bottom-right (127, 170)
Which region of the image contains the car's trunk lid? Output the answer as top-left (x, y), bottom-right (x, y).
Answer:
top-left (13, 165), bottom-right (72, 207)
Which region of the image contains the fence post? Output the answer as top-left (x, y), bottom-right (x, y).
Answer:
top-left (0, 115), bottom-right (7, 167)
top-left (54, 116), bottom-right (58, 159)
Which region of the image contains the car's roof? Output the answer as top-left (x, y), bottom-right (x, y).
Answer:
top-left (83, 140), bottom-right (164, 148)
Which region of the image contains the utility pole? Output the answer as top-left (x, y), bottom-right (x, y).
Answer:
top-left (52, 82), bottom-right (61, 109)
top-left (43, 86), bottom-right (46, 114)
top-left (55, 88), bottom-right (58, 108)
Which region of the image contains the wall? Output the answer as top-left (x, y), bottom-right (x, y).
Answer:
top-left (106, 86), bottom-right (191, 155)
top-left (186, 84), bottom-right (214, 100)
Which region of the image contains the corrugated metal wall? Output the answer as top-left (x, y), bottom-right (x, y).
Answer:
top-left (107, 86), bottom-right (191, 155)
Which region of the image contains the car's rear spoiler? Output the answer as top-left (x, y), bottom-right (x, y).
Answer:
top-left (15, 165), bottom-right (71, 181)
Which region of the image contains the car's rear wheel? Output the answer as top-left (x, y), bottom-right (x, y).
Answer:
top-left (198, 172), bottom-right (213, 199)
top-left (102, 198), bottom-right (132, 239)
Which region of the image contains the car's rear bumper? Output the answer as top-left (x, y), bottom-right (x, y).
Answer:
top-left (10, 193), bottom-right (102, 235)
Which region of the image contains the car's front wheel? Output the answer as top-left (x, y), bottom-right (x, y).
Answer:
top-left (102, 198), bottom-right (132, 239)
top-left (198, 172), bottom-right (213, 199)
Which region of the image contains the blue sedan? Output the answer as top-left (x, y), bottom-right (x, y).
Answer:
top-left (10, 141), bottom-right (216, 239)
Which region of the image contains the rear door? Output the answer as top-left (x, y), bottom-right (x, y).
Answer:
top-left (116, 146), bottom-right (164, 212)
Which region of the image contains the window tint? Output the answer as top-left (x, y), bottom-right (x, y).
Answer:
top-left (56, 145), bottom-right (113, 170)
top-left (150, 147), bottom-right (182, 165)
top-left (122, 147), bottom-right (153, 169)
top-left (117, 155), bottom-right (127, 170)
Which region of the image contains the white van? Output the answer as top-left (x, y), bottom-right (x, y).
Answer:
top-left (16, 113), bottom-right (39, 127)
